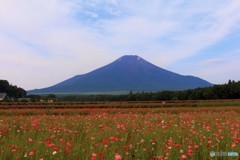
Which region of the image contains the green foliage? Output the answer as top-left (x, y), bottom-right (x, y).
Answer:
top-left (27, 95), bottom-right (42, 102)
top-left (0, 80), bottom-right (26, 99)
top-left (57, 80), bottom-right (240, 101)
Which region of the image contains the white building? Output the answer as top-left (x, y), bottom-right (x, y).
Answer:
top-left (0, 93), bottom-right (7, 101)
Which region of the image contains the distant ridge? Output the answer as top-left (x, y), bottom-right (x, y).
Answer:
top-left (28, 55), bottom-right (212, 94)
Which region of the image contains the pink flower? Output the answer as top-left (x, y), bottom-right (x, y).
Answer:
top-left (115, 154), bottom-right (122, 160)
top-left (181, 154), bottom-right (187, 159)
top-left (231, 142), bottom-right (236, 148)
top-left (92, 153), bottom-right (97, 157)
top-left (206, 126), bottom-right (210, 131)
top-left (47, 143), bottom-right (54, 148)
top-left (168, 139), bottom-right (173, 144)
top-left (28, 138), bottom-right (33, 143)
top-left (193, 145), bottom-right (199, 149)
top-left (31, 119), bottom-right (39, 128)
top-left (29, 151), bottom-right (35, 157)
top-left (188, 149), bottom-right (193, 153)
top-left (157, 156), bottom-right (163, 159)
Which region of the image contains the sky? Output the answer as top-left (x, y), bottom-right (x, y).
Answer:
top-left (0, 0), bottom-right (240, 90)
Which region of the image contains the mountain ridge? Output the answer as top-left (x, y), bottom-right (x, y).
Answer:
top-left (28, 55), bottom-right (212, 94)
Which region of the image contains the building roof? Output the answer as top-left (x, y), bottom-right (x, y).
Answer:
top-left (0, 93), bottom-right (7, 100)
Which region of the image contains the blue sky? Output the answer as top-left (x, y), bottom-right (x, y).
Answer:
top-left (0, 0), bottom-right (240, 90)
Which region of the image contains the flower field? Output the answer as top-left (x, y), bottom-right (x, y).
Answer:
top-left (0, 106), bottom-right (239, 159)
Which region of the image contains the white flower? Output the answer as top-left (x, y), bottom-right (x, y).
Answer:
top-left (53, 151), bottom-right (57, 155)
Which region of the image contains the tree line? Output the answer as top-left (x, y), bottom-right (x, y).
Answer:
top-left (2, 79), bottom-right (240, 102)
top-left (57, 80), bottom-right (240, 102)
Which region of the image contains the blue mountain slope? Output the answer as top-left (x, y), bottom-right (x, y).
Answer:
top-left (28, 55), bottom-right (212, 94)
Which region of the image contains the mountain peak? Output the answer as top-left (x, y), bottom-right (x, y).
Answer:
top-left (117, 55), bottom-right (144, 62)
top-left (122, 55), bottom-right (139, 58)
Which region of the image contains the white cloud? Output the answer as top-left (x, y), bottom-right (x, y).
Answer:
top-left (185, 47), bottom-right (240, 84)
top-left (0, 0), bottom-right (117, 89)
top-left (198, 59), bottom-right (227, 65)
top-left (195, 55), bottom-right (240, 84)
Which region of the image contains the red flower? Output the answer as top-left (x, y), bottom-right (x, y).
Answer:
top-left (122, 145), bottom-right (127, 150)
top-left (101, 139), bottom-right (109, 144)
top-left (0, 129), bottom-right (8, 134)
top-left (45, 138), bottom-right (50, 144)
top-left (110, 136), bottom-right (118, 141)
top-left (99, 152), bottom-right (104, 157)
top-left (65, 150), bottom-right (70, 155)
top-left (206, 140), bottom-right (212, 148)
top-left (54, 146), bottom-right (60, 151)
top-left (174, 143), bottom-right (180, 148)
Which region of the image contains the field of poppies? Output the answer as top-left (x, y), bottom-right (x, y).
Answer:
top-left (0, 105), bottom-right (239, 159)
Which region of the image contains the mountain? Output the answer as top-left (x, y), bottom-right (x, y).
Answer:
top-left (28, 55), bottom-right (212, 94)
